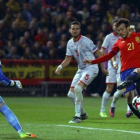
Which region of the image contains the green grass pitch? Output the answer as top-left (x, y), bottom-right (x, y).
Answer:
top-left (0, 97), bottom-right (140, 140)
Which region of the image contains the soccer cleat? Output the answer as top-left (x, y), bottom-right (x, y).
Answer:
top-left (69, 116), bottom-right (81, 123)
top-left (81, 113), bottom-right (88, 120)
top-left (100, 112), bottom-right (108, 117)
top-left (125, 111), bottom-right (133, 118)
top-left (109, 107), bottom-right (115, 117)
top-left (19, 131), bottom-right (36, 138)
top-left (117, 80), bottom-right (133, 90)
top-left (14, 80), bottom-right (23, 90)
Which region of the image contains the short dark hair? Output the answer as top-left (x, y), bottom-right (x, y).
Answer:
top-left (70, 21), bottom-right (81, 28)
top-left (116, 18), bottom-right (130, 28)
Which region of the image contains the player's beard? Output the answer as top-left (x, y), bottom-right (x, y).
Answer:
top-left (73, 33), bottom-right (80, 39)
top-left (123, 31), bottom-right (129, 39)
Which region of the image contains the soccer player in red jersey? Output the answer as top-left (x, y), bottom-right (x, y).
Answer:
top-left (83, 18), bottom-right (140, 119)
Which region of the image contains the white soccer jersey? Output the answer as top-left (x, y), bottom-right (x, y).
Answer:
top-left (102, 32), bottom-right (120, 52)
top-left (102, 32), bottom-right (121, 84)
top-left (66, 35), bottom-right (98, 70)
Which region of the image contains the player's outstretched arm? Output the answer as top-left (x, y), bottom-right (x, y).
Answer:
top-left (95, 50), bottom-right (108, 75)
top-left (55, 56), bottom-right (72, 75)
top-left (83, 51), bottom-right (115, 65)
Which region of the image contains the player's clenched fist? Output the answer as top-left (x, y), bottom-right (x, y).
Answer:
top-left (55, 65), bottom-right (62, 75)
top-left (82, 59), bottom-right (92, 64)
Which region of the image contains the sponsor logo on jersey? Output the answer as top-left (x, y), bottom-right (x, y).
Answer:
top-left (135, 36), bottom-right (140, 43)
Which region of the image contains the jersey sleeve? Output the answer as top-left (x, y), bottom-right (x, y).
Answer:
top-left (66, 41), bottom-right (72, 56)
top-left (91, 51), bottom-right (115, 64)
top-left (85, 39), bottom-right (98, 53)
top-left (101, 35), bottom-right (110, 49)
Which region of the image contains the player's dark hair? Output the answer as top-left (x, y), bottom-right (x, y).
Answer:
top-left (70, 21), bottom-right (81, 28)
top-left (116, 18), bottom-right (130, 28)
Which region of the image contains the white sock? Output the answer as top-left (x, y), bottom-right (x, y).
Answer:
top-left (75, 100), bottom-right (81, 117)
top-left (81, 103), bottom-right (86, 115)
top-left (127, 105), bottom-right (131, 112)
top-left (111, 97), bottom-right (119, 108)
top-left (111, 90), bottom-right (122, 107)
top-left (68, 91), bottom-right (86, 115)
top-left (100, 91), bottom-right (110, 112)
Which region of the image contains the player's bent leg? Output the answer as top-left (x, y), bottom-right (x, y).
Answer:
top-left (0, 96), bottom-right (22, 132)
top-left (110, 90), bottom-right (123, 117)
top-left (117, 80), bottom-right (134, 90)
top-left (125, 90), bottom-right (135, 118)
top-left (126, 91), bottom-right (140, 119)
top-left (100, 84), bottom-right (114, 117)
top-left (117, 68), bottom-right (140, 90)
top-left (67, 90), bottom-right (75, 105)
top-left (68, 89), bottom-right (87, 120)
top-left (0, 96), bottom-right (36, 138)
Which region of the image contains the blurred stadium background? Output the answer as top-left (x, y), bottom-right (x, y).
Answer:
top-left (0, 0), bottom-right (140, 97)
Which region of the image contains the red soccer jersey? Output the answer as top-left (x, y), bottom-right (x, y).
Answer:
top-left (111, 32), bottom-right (140, 72)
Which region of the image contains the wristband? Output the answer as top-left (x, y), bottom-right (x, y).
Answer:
top-left (113, 61), bottom-right (117, 66)
top-left (58, 65), bottom-right (63, 70)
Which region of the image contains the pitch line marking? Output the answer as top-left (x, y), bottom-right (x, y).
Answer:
top-left (57, 125), bottom-right (140, 135)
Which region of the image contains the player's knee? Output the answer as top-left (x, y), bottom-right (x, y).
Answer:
top-left (133, 68), bottom-right (140, 75)
top-left (106, 85), bottom-right (114, 93)
top-left (106, 88), bottom-right (112, 94)
top-left (74, 85), bottom-right (83, 101)
top-left (67, 91), bottom-right (75, 98)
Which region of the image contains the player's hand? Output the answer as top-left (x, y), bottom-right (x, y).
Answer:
top-left (55, 67), bottom-right (61, 75)
top-left (112, 62), bottom-right (118, 70)
top-left (82, 59), bottom-right (92, 64)
top-left (102, 69), bottom-right (109, 76)
top-left (55, 65), bottom-right (62, 75)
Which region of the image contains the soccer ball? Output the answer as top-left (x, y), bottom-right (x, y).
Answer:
top-left (132, 96), bottom-right (140, 110)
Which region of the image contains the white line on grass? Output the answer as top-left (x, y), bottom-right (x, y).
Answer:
top-left (57, 125), bottom-right (140, 135)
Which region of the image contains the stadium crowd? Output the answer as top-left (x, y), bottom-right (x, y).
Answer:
top-left (0, 0), bottom-right (140, 97)
top-left (0, 0), bottom-right (140, 60)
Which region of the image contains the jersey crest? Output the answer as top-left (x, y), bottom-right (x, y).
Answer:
top-left (135, 36), bottom-right (140, 43)
top-left (121, 41), bottom-right (125, 43)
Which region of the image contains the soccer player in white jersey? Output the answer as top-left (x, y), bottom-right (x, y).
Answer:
top-left (55, 21), bottom-right (108, 123)
top-left (99, 20), bottom-right (124, 117)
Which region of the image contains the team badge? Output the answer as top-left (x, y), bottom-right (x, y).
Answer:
top-left (135, 36), bottom-right (140, 43)
top-left (122, 88), bottom-right (126, 92)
